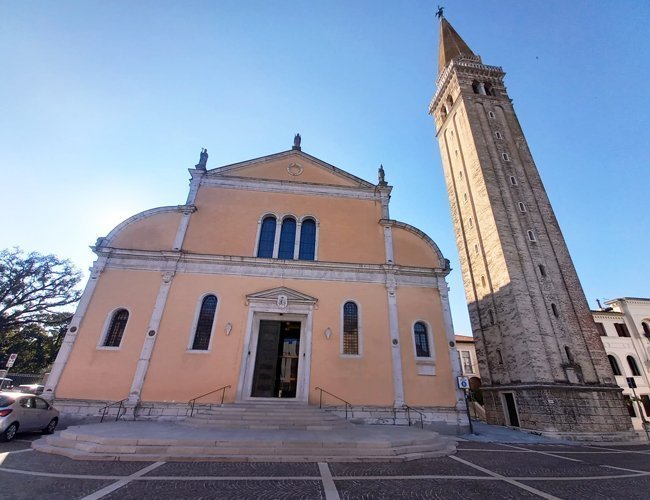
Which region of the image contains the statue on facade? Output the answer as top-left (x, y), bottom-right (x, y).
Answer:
top-left (293, 133), bottom-right (302, 150)
top-left (196, 148), bottom-right (208, 169)
top-left (378, 164), bottom-right (387, 185)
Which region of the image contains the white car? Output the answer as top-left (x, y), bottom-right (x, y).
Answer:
top-left (0, 392), bottom-right (59, 442)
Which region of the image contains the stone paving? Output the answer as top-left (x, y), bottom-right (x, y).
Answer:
top-left (1, 432), bottom-right (649, 499)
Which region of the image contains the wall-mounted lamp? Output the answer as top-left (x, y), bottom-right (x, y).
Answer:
top-left (324, 327), bottom-right (332, 340)
top-left (225, 322), bottom-right (233, 336)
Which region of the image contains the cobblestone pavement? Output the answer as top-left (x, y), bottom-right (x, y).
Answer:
top-left (1, 435), bottom-right (649, 499)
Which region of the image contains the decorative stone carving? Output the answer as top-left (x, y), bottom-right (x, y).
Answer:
top-left (277, 295), bottom-right (288, 309)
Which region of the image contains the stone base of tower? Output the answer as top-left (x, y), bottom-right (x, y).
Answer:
top-left (482, 384), bottom-right (635, 441)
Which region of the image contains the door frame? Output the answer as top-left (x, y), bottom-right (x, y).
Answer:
top-left (236, 293), bottom-right (315, 403)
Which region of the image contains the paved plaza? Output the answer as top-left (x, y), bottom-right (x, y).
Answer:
top-left (1, 431), bottom-right (649, 499)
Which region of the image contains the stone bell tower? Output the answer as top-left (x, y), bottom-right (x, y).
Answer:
top-left (429, 16), bottom-right (632, 438)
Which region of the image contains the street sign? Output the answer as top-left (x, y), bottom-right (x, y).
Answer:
top-left (5, 353), bottom-right (17, 368)
top-left (457, 376), bottom-right (470, 389)
top-left (626, 377), bottom-right (637, 389)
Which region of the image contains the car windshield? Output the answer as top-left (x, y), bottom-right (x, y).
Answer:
top-left (0, 395), bottom-right (16, 407)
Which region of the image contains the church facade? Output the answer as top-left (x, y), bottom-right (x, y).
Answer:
top-left (44, 140), bottom-right (467, 431)
top-left (430, 17), bottom-right (632, 438)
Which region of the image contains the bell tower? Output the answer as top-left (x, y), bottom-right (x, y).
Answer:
top-left (430, 17), bottom-right (632, 437)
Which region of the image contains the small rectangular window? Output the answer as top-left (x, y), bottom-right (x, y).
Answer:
top-left (495, 131), bottom-right (502, 139)
top-left (594, 322), bottom-right (607, 337)
top-left (460, 351), bottom-right (473, 374)
top-left (614, 323), bottom-right (631, 338)
top-left (509, 176), bottom-right (517, 186)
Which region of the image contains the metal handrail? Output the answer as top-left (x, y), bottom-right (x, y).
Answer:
top-left (99, 398), bottom-right (128, 423)
top-left (314, 386), bottom-right (353, 420)
top-left (402, 404), bottom-right (425, 429)
top-left (187, 384), bottom-right (231, 417)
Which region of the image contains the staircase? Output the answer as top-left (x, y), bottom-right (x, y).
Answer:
top-left (184, 401), bottom-right (350, 430)
top-left (33, 401), bottom-right (457, 462)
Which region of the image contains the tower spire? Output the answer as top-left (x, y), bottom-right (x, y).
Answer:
top-left (438, 17), bottom-right (476, 75)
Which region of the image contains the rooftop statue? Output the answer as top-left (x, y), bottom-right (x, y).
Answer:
top-left (196, 148), bottom-right (208, 169)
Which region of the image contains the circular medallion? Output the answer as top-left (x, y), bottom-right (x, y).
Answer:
top-left (287, 163), bottom-right (304, 176)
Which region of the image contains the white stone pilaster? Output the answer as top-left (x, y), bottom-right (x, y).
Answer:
top-left (386, 275), bottom-right (405, 407)
top-left (43, 256), bottom-right (107, 401)
top-left (438, 277), bottom-right (465, 411)
top-left (383, 224), bottom-right (394, 264)
top-left (172, 205), bottom-right (197, 251)
top-left (185, 168), bottom-right (204, 205)
top-left (128, 270), bottom-right (175, 404)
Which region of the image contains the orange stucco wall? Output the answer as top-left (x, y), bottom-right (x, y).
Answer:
top-left (183, 187), bottom-right (387, 264)
top-left (222, 155), bottom-right (361, 187)
top-left (392, 227), bottom-right (440, 269)
top-left (56, 269), bottom-right (162, 400)
top-left (110, 211), bottom-right (181, 251)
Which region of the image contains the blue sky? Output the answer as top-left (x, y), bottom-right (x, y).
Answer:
top-left (1, 1), bottom-right (649, 336)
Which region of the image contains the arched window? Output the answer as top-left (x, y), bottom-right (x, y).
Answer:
top-left (342, 301), bottom-right (359, 355)
top-left (518, 202), bottom-right (527, 213)
top-left (608, 355), bottom-right (622, 376)
top-left (278, 218), bottom-right (297, 259)
top-left (298, 218), bottom-right (316, 261)
top-left (446, 94), bottom-right (454, 110)
top-left (538, 264), bottom-right (546, 277)
top-left (104, 309), bottom-right (129, 347)
top-left (551, 303), bottom-right (559, 317)
top-left (642, 322), bottom-right (650, 338)
top-left (191, 295), bottom-right (217, 350)
top-left (257, 216), bottom-right (277, 258)
top-left (527, 230), bottom-right (537, 242)
top-left (472, 81), bottom-right (481, 94)
top-left (413, 322), bottom-right (431, 358)
top-left (484, 83), bottom-right (494, 96)
top-left (627, 356), bottom-right (641, 376)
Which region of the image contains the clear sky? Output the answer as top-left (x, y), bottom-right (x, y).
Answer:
top-left (1, 0), bottom-right (649, 336)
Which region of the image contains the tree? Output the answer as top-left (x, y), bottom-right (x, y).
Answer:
top-left (0, 248), bottom-right (81, 338)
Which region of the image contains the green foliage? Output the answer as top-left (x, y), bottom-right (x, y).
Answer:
top-left (0, 248), bottom-right (81, 372)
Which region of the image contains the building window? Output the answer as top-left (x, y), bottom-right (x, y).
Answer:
top-left (455, 149), bottom-right (459, 157)
top-left (509, 176), bottom-right (517, 186)
top-left (463, 192), bottom-right (468, 202)
top-left (614, 323), bottom-right (631, 337)
top-left (608, 355), bottom-right (622, 376)
top-left (103, 309), bottom-right (128, 347)
top-left (538, 264), bottom-right (546, 277)
top-left (481, 275), bottom-right (487, 287)
top-left (472, 81), bottom-right (481, 94)
top-left (518, 202), bottom-right (526, 213)
top-left (459, 171), bottom-right (463, 179)
top-left (527, 230), bottom-right (536, 242)
top-left (551, 303), bottom-right (559, 317)
top-left (342, 301), bottom-right (360, 356)
top-left (257, 216), bottom-right (277, 258)
top-left (495, 131), bottom-right (503, 139)
top-left (413, 321), bottom-right (431, 358)
top-left (468, 217), bottom-right (473, 228)
top-left (298, 218), bottom-right (316, 260)
top-left (474, 244), bottom-right (479, 254)
top-left (488, 111), bottom-right (496, 119)
top-left (191, 295), bottom-right (217, 350)
top-left (595, 322), bottom-right (607, 336)
top-left (502, 153), bottom-right (510, 161)
top-left (642, 322), bottom-right (650, 338)
top-left (460, 351), bottom-right (473, 374)
top-left (278, 217), bottom-right (297, 259)
top-left (627, 356), bottom-right (641, 376)
top-left (623, 395), bottom-right (637, 418)
top-left (564, 345), bottom-right (574, 363)
top-left (496, 348), bottom-right (504, 364)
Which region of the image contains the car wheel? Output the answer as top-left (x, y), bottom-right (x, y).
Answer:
top-left (1, 422), bottom-right (18, 442)
top-left (42, 418), bottom-right (58, 435)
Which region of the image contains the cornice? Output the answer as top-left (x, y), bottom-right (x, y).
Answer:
top-left (93, 248), bottom-right (448, 287)
top-left (199, 175), bottom-right (389, 201)
top-left (380, 218), bottom-right (449, 271)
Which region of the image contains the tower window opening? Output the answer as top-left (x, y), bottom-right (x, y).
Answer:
top-left (472, 81), bottom-right (481, 94)
top-left (484, 83), bottom-right (494, 96)
top-left (642, 321), bottom-right (650, 338)
top-left (474, 244), bottom-right (479, 254)
top-left (564, 346), bottom-right (574, 363)
top-left (496, 348), bottom-right (504, 364)
top-left (551, 303), bottom-right (559, 317)
top-left (509, 176), bottom-right (517, 186)
top-left (495, 131), bottom-right (503, 139)
top-left (538, 264), bottom-right (546, 277)
top-left (502, 153), bottom-right (510, 161)
top-left (468, 217), bottom-right (473, 228)
top-left (527, 230), bottom-right (536, 242)
top-left (463, 192), bottom-right (468, 202)
top-left (518, 202), bottom-right (526, 212)
top-left (488, 309), bottom-right (495, 325)
top-left (488, 111), bottom-right (496, 119)
top-left (481, 275), bottom-right (487, 287)
top-left (459, 171), bottom-right (463, 179)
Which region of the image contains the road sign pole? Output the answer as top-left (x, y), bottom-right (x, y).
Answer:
top-left (464, 388), bottom-right (474, 435)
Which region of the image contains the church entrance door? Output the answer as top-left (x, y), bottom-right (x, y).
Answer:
top-left (250, 320), bottom-right (301, 398)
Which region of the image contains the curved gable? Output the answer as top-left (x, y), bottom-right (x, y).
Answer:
top-left (390, 221), bottom-right (446, 269)
top-left (104, 207), bottom-right (182, 251)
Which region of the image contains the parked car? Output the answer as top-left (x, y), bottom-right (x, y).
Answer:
top-left (0, 378), bottom-right (13, 390)
top-left (0, 392), bottom-right (59, 442)
top-left (17, 384), bottom-right (45, 395)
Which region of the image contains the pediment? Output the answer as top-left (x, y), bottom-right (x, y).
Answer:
top-left (246, 286), bottom-right (317, 305)
top-left (206, 150), bottom-right (375, 189)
